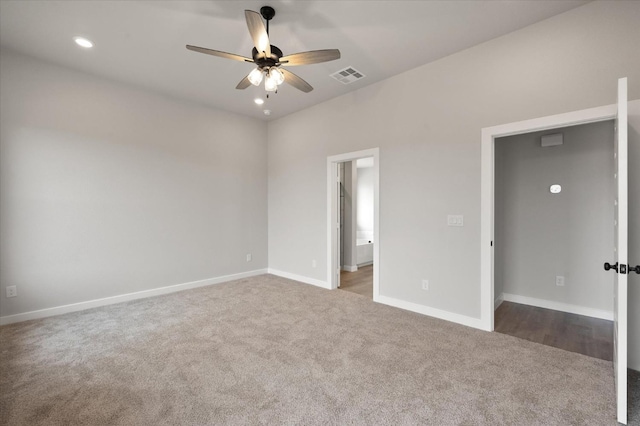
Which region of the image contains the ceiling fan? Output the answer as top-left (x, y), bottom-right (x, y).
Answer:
top-left (186, 6), bottom-right (340, 93)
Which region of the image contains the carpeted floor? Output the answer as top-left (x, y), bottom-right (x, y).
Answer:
top-left (0, 274), bottom-right (638, 425)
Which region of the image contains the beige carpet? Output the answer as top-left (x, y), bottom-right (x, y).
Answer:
top-left (0, 274), bottom-right (637, 425)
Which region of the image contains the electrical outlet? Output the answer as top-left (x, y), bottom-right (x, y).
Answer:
top-left (422, 280), bottom-right (429, 291)
top-left (6, 285), bottom-right (17, 298)
top-left (246, 253), bottom-right (252, 262)
top-left (312, 260), bottom-right (317, 268)
top-left (555, 276), bottom-right (565, 287)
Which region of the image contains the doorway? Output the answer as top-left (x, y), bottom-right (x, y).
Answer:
top-left (338, 158), bottom-right (375, 298)
top-left (480, 102), bottom-right (618, 329)
top-left (492, 120), bottom-right (615, 360)
top-left (327, 148), bottom-right (379, 300)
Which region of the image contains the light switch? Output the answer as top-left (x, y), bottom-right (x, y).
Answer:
top-left (448, 215), bottom-right (464, 227)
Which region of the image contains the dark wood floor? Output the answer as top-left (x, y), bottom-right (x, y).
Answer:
top-left (495, 301), bottom-right (613, 361)
top-left (339, 265), bottom-right (373, 298)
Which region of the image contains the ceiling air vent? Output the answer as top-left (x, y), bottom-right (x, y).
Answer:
top-left (331, 66), bottom-right (366, 85)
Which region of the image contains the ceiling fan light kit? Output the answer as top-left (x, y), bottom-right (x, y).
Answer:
top-left (186, 6), bottom-right (340, 96)
top-left (248, 68), bottom-right (263, 86)
top-left (264, 73), bottom-right (278, 92)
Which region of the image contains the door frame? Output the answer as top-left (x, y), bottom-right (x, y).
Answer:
top-left (327, 148), bottom-right (380, 297)
top-left (480, 104), bottom-right (616, 331)
top-left (614, 77), bottom-right (628, 425)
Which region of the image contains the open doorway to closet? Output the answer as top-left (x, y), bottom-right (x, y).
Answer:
top-left (493, 120), bottom-right (615, 361)
top-left (327, 148), bottom-right (379, 299)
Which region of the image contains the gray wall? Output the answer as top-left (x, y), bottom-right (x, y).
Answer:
top-left (0, 50), bottom-right (268, 317)
top-left (266, 2), bottom-right (640, 369)
top-left (495, 121), bottom-right (614, 312)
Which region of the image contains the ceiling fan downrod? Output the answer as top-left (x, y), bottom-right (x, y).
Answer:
top-left (260, 6), bottom-right (275, 36)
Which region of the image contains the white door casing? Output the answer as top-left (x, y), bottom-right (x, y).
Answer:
top-left (481, 104), bottom-right (617, 330)
top-left (613, 76), bottom-right (628, 425)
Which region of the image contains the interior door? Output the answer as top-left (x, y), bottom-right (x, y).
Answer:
top-left (613, 76), bottom-right (628, 425)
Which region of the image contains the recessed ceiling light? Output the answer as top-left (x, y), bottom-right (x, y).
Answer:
top-left (263, 110), bottom-right (271, 116)
top-left (254, 98), bottom-right (264, 105)
top-left (550, 184), bottom-right (562, 194)
top-left (73, 37), bottom-right (93, 48)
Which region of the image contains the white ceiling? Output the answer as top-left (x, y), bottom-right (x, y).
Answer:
top-left (0, 0), bottom-right (588, 121)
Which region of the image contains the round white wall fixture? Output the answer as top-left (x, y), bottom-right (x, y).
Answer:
top-left (74, 37), bottom-right (94, 48)
top-left (550, 184), bottom-right (562, 194)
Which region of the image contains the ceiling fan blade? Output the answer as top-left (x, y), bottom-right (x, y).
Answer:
top-left (280, 49), bottom-right (341, 66)
top-left (281, 69), bottom-right (313, 93)
top-left (236, 75), bottom-right (252, 90)
top-left (186, 45), bottom-right (253, 63)
top-left (245, 10), bottom-right (271, 58)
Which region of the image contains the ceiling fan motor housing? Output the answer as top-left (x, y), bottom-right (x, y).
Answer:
top-left (252, 45), bottom-right (283, 69)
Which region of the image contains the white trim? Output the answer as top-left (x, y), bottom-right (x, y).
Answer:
top-left (357, 261), bottom-right (373, 267)
top-left (480, 103), bottom-right (617, 331)
top-left (615, 77), bottom-right (628, 425)
top-left (327, 148), bottom-right (380, 299)
top-left (375, 294), bottom-right (485, 330)
top-left (342, 265), bottom-right (358, 272)
top-left (267, 268), bottom-right (330, 289)
top-left (502, 293), bottom-right (614, 321)
top-left (494, 293), bottom-right (504, 310)
top-left (0, 269), bottom-right (268, 326)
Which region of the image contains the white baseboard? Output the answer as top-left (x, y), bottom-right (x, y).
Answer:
top-left (267, 268), bottom-right (330, 290)
top-left (374, 294), bottom-right (485, 330)
top-left (342, 265), bottom-right (358, 272)
top-left (495, 293), bottom-right (504, 310)
top-left (501, 293), bottom-right (613, 321)
top-left (0, 269), bottom-right (268, 326)
top-left (357, 261), bottom-right (373, 267)
top-left (265, 271), bottom-right (484, 331)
